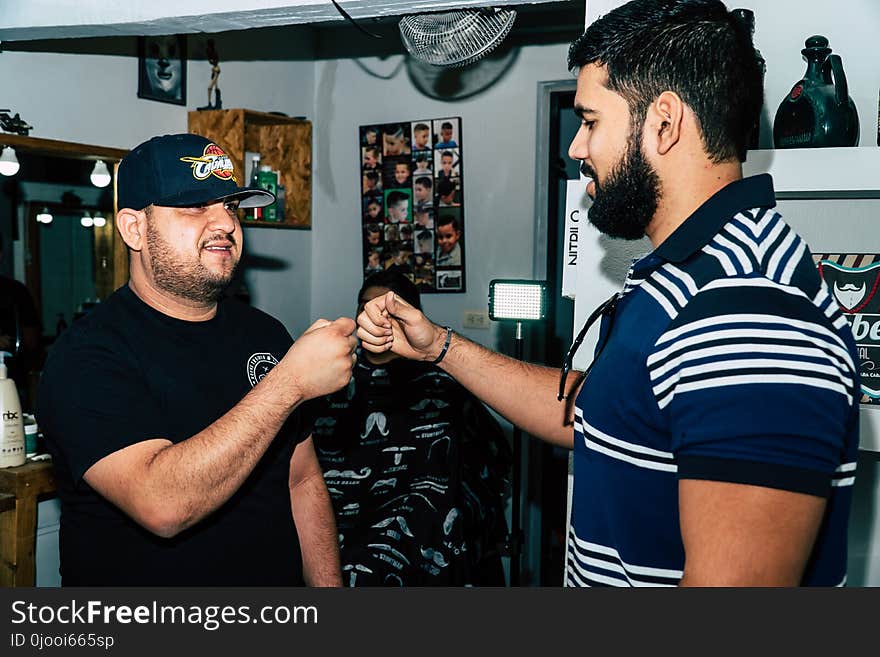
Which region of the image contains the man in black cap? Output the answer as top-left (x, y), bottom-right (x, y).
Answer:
top-left (38, 133), bottom-right (355, 586)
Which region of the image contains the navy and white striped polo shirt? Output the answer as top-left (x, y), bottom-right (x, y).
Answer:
top-left (567, 174), bottom-right (859, 587)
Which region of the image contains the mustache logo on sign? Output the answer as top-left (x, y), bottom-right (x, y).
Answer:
top-left (833, 281), bottom-right (867, 310)
top-left (818, 259), bottom-right (880, 313)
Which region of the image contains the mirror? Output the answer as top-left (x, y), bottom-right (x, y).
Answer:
top-left (0, 134), bottom-right (127, 407)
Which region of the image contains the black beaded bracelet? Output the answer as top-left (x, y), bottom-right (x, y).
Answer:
top-left (430, 326), bottom-right (453, 365)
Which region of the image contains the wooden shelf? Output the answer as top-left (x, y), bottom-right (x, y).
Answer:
top-left (744, 147), bottom-right (880, 199)
top-left (187, 109), bottom-right (312, 229)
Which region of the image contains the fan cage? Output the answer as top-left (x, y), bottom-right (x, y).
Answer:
top-left (399, 8), bottom-right (517, 68)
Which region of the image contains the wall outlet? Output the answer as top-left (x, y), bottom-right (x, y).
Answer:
top-left (463, 309), bottom-right (490, 329)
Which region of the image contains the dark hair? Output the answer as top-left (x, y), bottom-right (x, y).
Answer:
top-left (364, 170), bottom-right (379, 181)
top-left (387, 191), bottom-right (409, 207)
top-left (567, 0), bottom-right (762, 162)
top-left (436, 178), bottom-right (455, 197)
top-left (386, 125), bottom-right (405, 138)
top-left (414, 176), bottom-right (432, 189)
top-left (437, 214), bottom-right (460, 231)
top-left (414, 123), bottom-right (429, 132)
top-left (365, 145), bottom-right (380, 157)
top-left (365, 222), bottom-right (381, 235)
top-left (441, 151), bottom-right (453, 159)
top-left (441, 121), bottom-right (453, 131)
top-left (360, 266), bottom-right (421, 310)
top-left (417, 229), bottom-right (432, 241)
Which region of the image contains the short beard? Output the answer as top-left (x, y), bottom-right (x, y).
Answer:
top-left (146, 221), bottom-right (235, 304)
top-left (584, 128), bottom-right (661, 241)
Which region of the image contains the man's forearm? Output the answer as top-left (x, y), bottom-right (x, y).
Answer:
top-left (84, 362), bottom-right (306, 538)
top-left (291, 474), bottom-right (342, 587)
top-left (436, 332), bottom-right (574, 448)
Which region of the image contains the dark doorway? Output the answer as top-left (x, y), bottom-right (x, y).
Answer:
top-left (533, 87), bottom-right (581, 585)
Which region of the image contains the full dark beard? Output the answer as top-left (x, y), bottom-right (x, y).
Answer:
top-left (584, 133), bottom-right (661, 241)
top-left (146, 223), bottom-right (236, 303)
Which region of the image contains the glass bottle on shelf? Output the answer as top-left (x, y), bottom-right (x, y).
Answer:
top-left (773, 35), bottom-right (860, 149)
top-left (248, 154), bottom-right (262, 220)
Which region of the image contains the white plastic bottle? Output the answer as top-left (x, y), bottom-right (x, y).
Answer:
top-left (0, 351), bottom-right (26, 468)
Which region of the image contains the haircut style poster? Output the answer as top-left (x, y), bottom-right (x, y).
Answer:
top-left (359, 118), bottom-right (465, 293)
top-left (815, 252), bottom-right (880, 405)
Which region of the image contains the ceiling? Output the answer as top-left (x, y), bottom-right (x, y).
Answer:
top-left (0, 0), bottom-right (575, 43)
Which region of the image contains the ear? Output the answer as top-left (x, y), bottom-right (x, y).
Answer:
top-left (647, 90), bottom-right (685, 156)
top-left (116, 208), bottom-right (146, 252)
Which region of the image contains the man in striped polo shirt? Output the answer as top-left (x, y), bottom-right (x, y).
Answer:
top-left (357, 0), bottom-right (859, 586)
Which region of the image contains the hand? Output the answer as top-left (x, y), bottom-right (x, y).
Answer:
top-left (357, 291), bottom-right (446, 362)
top-left (282, 317), bottom-right (357, 401)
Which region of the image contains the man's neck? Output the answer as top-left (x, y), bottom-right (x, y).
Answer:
top-left (646, 160), bottom-right (743, 248)
top-left (128, 275), bottom-right (218, 322)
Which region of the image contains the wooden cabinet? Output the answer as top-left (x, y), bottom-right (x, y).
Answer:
top-left (0, 460), bottom-right (57, 587)
top-left (187, 108), bottom-right (312, 229)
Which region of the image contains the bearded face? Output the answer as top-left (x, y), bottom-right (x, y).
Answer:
top-left (581, 125), bottom-right (661, 241)
top-left (145, 214), bottom-right (239, 303)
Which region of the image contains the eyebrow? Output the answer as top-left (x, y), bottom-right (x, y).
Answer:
top-left (573, 104), bottom-right (598, 120)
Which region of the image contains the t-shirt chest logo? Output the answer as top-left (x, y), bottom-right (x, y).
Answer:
top-left (246, 352), bottom-right (279, 388)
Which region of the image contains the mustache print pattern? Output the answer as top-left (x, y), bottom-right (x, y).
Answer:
top-left (360, 412), bottom-right (390, 438)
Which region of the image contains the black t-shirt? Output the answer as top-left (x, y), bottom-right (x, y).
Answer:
top-left (37, 285), bottom-right (310, 586)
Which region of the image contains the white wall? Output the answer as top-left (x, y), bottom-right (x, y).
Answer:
top-left (0, 35), bottom-right (317, 336)
top-left (310, 41), bottom-right (571, 342)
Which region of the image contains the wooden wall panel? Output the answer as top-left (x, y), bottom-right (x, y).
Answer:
top-left (188, 109), bottom-right (311, 229)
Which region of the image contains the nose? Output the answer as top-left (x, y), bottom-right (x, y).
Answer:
top-left (206, 201), bottom-right (237, 234)
top-left (568, 123), bottom-right (589, 162)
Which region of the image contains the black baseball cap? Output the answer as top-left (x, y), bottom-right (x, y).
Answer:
top-left (117, 133), bottom-right (275, 211)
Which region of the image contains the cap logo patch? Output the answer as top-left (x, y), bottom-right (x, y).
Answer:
top-left (179, 143), bottom-right (238, 183)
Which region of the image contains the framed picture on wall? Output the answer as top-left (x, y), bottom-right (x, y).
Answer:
top-left (137, 35), bottom-right (187, 106)
top-left (358, 117), bottom-right (465, 293)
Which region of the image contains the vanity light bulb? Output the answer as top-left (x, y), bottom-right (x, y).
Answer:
top-left (36, 207), bottom-right (53, 224)
top-left (92, 214), bottom-right (107, 227)
top-left (90, 160), bottom-right (111, 188)
top-left (81, 214), bottom-right (94, 228)
top-left (0, 147), bottom-right (20, 176)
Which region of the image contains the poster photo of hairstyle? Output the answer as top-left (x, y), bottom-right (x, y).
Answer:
top-left (361, 125), bottom-right (380, 146)
top-left (410, 121), bottom-right (432, 152)
top-left (433, 118), bottom-right (460, 149)
top-left (359, 118), bottom-right (463, 293)
top-left (362, 194), bottom-right (384, 224)
top-left (382, 123), bottom-right (411, 157)
top-left (383, 157), bottom-right (412, 189)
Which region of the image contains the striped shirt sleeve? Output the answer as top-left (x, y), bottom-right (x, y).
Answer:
top-left (645, 277), bottom-right (858, 496)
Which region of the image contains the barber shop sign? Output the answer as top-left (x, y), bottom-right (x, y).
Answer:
top-left (816, 253), bottom-right (880, 404)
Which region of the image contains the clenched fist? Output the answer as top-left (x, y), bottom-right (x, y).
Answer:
top-left (281, 317), bottom-right (357, 402)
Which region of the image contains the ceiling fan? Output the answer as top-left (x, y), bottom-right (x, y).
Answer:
top-left (398, 7), bottom-right (517, 68)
